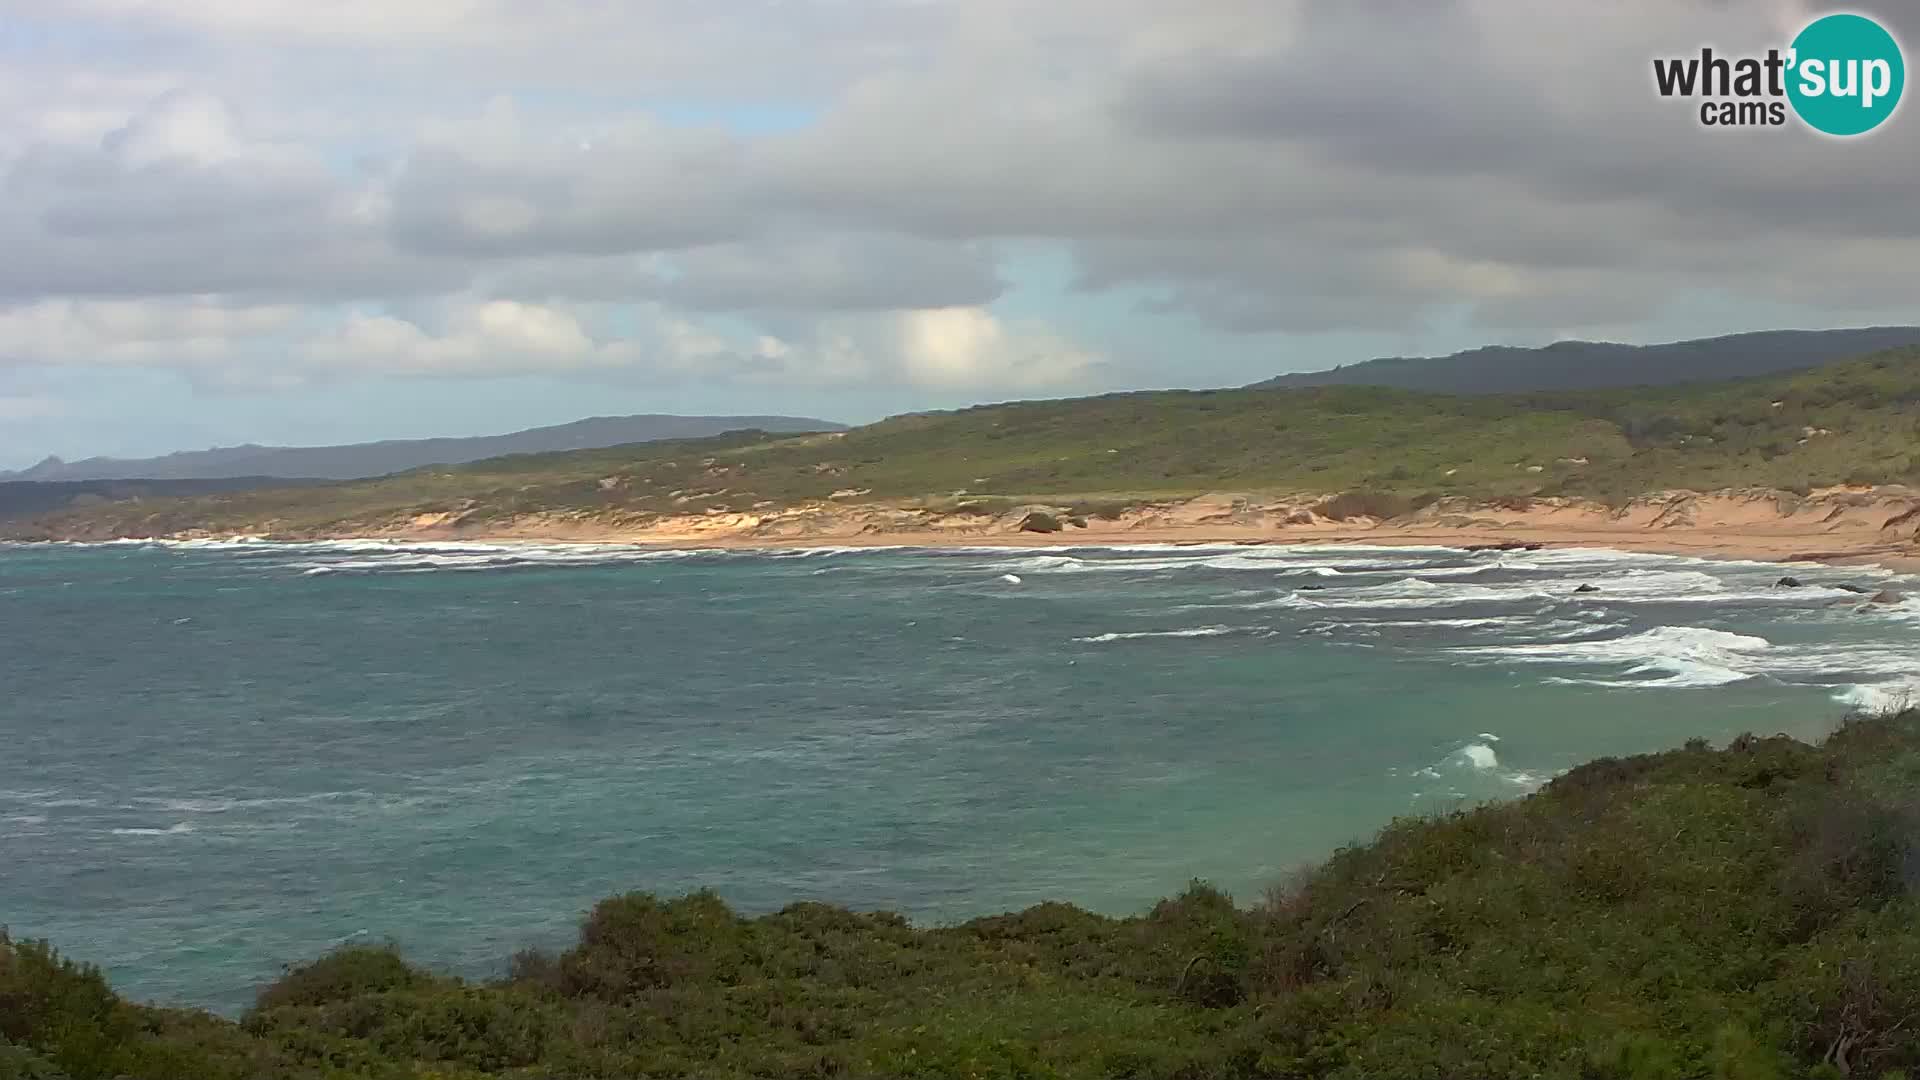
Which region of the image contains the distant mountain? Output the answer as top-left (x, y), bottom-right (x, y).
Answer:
top-left (3, 414), bottom-right (846, 482)
top-left (1249, 327), bottom-right (1920, 393)
top-left (0, 477), bottom-right (330, 522)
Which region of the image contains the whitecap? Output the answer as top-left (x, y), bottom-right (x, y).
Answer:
top-left (1831, 681), bottom-right (1920, 714)
top-left (110, 822), bottom-right (195, 837)
top-left (1457, 743), bottom-right (1500, 770)
top-left (1456, 625), bottom-right (1770, 689)
top-left (1074, 626), bottom-right (1248, 644)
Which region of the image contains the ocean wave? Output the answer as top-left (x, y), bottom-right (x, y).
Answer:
top-left (1831, 681), bottom-right (1920, 714)
top-left (1073, 626), bottom-right (1256, 644)
top-left (110, 822), bottom-right (195, 837)
top-left (0, 790), bottom-right (100, 809)
top-left (986, 555), bottom-right (1085, 573)
top-left (1411, 740), bottom-right (1551, 795)
top-left (1293, 579), bottom-right (1561, 610)
top-left (292, 547), bottom-right (700, 575)
top-left (1456, 625), bottom-right (1771, 689)
top-left (1302, 615), bottom-right (1537, 634)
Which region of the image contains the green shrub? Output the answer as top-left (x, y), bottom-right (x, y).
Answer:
top-left (252, 944), bottom-right (424, 1012)
top-left (14, 709), bottom-right (1920, 1078)
top-left (557, 890), bottom-right (751, 998)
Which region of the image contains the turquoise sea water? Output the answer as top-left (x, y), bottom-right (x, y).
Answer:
top-left (3, 538), bottom-right (1917, 1014)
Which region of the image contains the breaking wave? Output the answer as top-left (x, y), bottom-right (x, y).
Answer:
top-left (1453, 626), bottom-right (1772, 689)
top-left (1074, 626), bottom-right (1255, 644)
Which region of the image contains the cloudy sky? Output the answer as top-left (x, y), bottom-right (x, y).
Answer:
top-left (1, 0), bottom-right (1916, 468)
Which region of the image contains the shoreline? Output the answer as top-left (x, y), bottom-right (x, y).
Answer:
top-left (391, 488), bottom-right (1920, 573)
top-left (21, 486), bottom-right (1920, 573)
top-left (117, 518), bottom-right (1920, 574)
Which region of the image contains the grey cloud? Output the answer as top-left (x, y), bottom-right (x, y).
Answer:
top-left (656, 234), bottom-right (1003, 312)
top-left (387, 131), bottom-right (756, 257)
top-left (4, 0), bottom-right (1920, 349)
top-left (0, 93), bottom-right (464, 301)
top-left (484, 232), bottom-right (1002, 313)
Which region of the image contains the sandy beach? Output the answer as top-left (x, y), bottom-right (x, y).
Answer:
top-left (365, 485), bottom-right (1920, 573)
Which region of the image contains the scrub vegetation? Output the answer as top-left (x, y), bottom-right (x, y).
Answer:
top-left (4, 348), bottom-right (1919, 540)
top-left (8, 709), bottom-right (1920, 1078)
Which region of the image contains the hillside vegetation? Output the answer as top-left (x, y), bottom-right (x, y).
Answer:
top-left (7, 710), bottom-right (1920, 1078)
top-left (1250, 327), bottom-right (1920, 394)
top-left (6, 348), bottom-right (1920, 540)
top-left (2, 414), bottom-right (844, 484)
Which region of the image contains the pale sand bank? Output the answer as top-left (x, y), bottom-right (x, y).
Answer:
top-left (337, 486), bottom-right (1920, 572)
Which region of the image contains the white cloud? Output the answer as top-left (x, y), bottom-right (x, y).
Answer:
top-left (0, 0), bottom-right (1915, 397)
top-left (0, 297), bottom-right (300, 366)
top-left (0, 292), bottom-right (1101, 393)
top-left (893, 307), bottom-right (1098, 389)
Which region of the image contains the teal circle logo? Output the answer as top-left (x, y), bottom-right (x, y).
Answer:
top-left (1787, 13), bottom-right (1905, 136)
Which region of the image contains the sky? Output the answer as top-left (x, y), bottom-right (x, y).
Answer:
top-left (2, 0), bottom-right (1918, 469)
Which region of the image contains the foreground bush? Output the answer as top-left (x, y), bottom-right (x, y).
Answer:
top-left (9, 711), bottom-right (1920, 1078)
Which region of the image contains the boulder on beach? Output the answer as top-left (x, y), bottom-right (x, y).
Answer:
top-left (1016, 511), bottom-right (1063, 534)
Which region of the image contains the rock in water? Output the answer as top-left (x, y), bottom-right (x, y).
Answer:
top-left (1868, 589), bottom-right (1906, 605)
top-left (1774, 576), bottom-right (1803, 588)
top-left (1574, 584), bottom-right (1601, 594)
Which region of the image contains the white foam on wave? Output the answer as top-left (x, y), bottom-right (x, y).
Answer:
top-left (292, 546), bottom-right (701, 575)
top-left (987, 554), bottom-right (1083, 573)
top-left (760, 545), bottom-right (915, 558)
top-left (0, 790), bottom-right (98, 809)
top-left (1832, 681), bottom-right (1920, 714)
top-left (1302, 615), bottom-right (1521, 634)
top-left (982, 548), bottom-right (1465, 577)
top-left (1412, 740), bottom-right (1551, 797)
top-left (1074, 625), bottom-right (1250, 644)
top-left (1293, 578), bottom-right (1560, 610)
top-left (110, 822), bottom-right (195, 837)
top-left (1458, 743), bottom-right (1499, 770)
top-left (1456, 625), bottom-right (1771, 689)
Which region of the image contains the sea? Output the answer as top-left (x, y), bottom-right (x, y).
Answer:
top-left (3, 538), bottom-right (1917, 1014)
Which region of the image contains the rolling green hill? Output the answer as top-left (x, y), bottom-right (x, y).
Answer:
top-left (1249, 326), bottom-right (1920, 394)
top-left (6, 709), bottom-right (1920, 1078)
top-left (7, 347), bottom-right (1919, 540)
